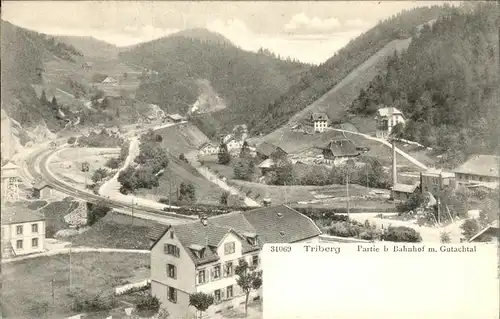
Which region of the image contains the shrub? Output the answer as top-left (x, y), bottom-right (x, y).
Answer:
top-left (136, 294), bottom-right (160, 314)
top-left (67, 136), bottom-right (77, 144)
top-left (381, 226), bottom-right (422, 242)
top-left (86, 202), bottom-right (111, 226)
top-left (105, 157), bottom-right (121, 169)
top-left (328, 221), bottom-right (362, 238)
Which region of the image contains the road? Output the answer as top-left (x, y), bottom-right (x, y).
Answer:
top-left (331, 128), bottom-right (428, 170)
top-left (185, 150), bottom-right (261, 207)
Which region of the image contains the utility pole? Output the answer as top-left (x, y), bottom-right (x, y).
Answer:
top-left (69, 245), bottom-right (72, 293)
top-left (51, 278), bottom-right (55, 305)
top-left (131, 198), bottom-right (135, 225)
top-left (346, 171), bottom-right (350, 220)
top-left (366, 165), bottom-right (369, 188)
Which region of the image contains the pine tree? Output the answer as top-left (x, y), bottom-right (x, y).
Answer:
top-left (40, 90), bottom-right (48, 105)
top-left (218, 143), bottom-right (231, 165)
top-left (51, 96), bottom-right (58, 107)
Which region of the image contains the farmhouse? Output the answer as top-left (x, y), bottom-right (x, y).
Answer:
top-left (225, 136), bottom-right (243, 152)
top-left (101, 76), bottom-right (118, 85)
top-left (149, 205), bottom-right (322, 319)
top-left (167, 114), bottom-right (186, 123)
top-left (392, 183), bottom-right (419, 201)
top-left (375, 107), bottom-right (405, 139)
top-left (453, 155), bottom-right (499, 185)
top-left (1, 207), bottom-right (46, 258)
top-left (255, 142), bottom-right (287, 160)
top-left (318, 139), bottom-right (361, 164)
top-left (310, 112), bottom-right (330, 133)
top-left (32, 181), bottom-right (53, 199)
top-left (198, 142), bottom-right (219, 156)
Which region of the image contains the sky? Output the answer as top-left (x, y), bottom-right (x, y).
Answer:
top-left (2, 1), bottom-right (457, 65)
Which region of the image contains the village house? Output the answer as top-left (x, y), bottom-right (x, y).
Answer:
top-left (255, 142), bottom-right (287, 161)
top-left (32, 181), bottom-right (53, 199)
top-left (198, 142), bottom-right (219, 156)
top-left (469, 220), bottom-right (499, 244)
top-left (167, 114), bottom-right (187, 123)
top-left (310, 112), bottom-right (330, 133)
top-left (225, 136), bottom-right (243, 153)
top-left (420, 168), bottom-right (456, 198)
top-left (257, 158), bottom-right (276, 176)
top-left (1, 207), bottom-right (46, 258)
top-left (149, 205), bottom-right (322, 319)
top-left (317, 139), bottom-right (361, 165)
top-left (453, 155), bottom-right (499, 186)
top-left (375, 107), bottom-right (406, 139)
top-left (101, 76), bottom-right (118, 86)
top-left (392, 183), bottom-right (420, 201)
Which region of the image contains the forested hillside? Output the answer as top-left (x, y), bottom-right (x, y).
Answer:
top-left (350, 3), bottom-right (499, 167)
top-left (118, 28), bottom-right (309, 133)
top-left (252, 4), bottom-right (456, 135)
top-left (1, 21), bottom-right (82, 132)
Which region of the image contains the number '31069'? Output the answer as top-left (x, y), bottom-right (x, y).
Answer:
top-left (269, 245), bottom-right (291, 253)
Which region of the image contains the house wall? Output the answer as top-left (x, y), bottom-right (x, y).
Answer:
top-left (456, 173), bottom-right (499, 184)
top-left (314, 120), bottom-right (328, 133)
top-left (376, 114), bottom-right (405, 139)
top-left (151, 228), bottom-right (196, 319)
top-left (393, 191), bottom-right (409, 202)
top-left (41, 187), bottom-right (52, 198)
top-left (2, 221), bottom-right (45, 256)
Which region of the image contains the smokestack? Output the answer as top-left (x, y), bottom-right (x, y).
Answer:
top-left (392, 140), bottom-right (397, 199)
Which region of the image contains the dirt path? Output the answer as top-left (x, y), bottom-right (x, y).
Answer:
top-left (185, 151), bottom-right (261, 207)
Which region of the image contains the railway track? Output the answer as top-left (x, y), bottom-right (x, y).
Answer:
top-left (26, 146), bottom-right (195, 222)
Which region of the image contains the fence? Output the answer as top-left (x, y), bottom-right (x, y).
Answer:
top-left (115, 279), bottom-right (151, 295)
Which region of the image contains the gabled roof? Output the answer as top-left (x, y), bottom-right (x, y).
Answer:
top-left (146, 223), bottom-right (170, 242)
top-left (1, 162), bottom-right (19, 170)
top-left (158, 205), bottom-right (321, 266)
top-left (453, 155), bottom-right (499, 178)
top-left (199, 142), bottom-right (216, 150)
top-left (321, 139), bottom-right (360, 157)
top-left (469, 220), bottom-right (499, 242)
top-left (311, 112), bottom-right (329, 122)
top-left (375, 107), bottom-right (404, 119)
top-left (167, 114), bottom-right (185, 121)
top-left (1, 207), bottom-right (45, 225)
top-left (421, 168), bottom-right (455, 178)
top-left (392, 183), bottom-right (419, 193)
top-left (256, 142), bottom-right (285, 157)
top-left (258, 158), bottom-right (275, 169)
top-left (102, 76), bottom-right (117, 83)
top-left (33, 181), bottom-right (50, 190)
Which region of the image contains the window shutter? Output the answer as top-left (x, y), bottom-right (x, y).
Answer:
top-left (221, 289), bottom-right (225, 300)
top-left (210, 268), bottom-right (214, 281)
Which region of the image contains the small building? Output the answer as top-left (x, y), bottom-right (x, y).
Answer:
top-left (453, 155), bottom-right (499, 185)
top-left (33, 181), bottom-right (53, 199)
top-left (101, 76), bottom-right (118, 85)
top-left (167, 114), bottom-right (186, 123)
top-left (255, 142), bottom-right (287, 160)
top-left (375, 107), bottom-right (405, 139)
top-left (82, 62), bottom-right (93, 72)
top-left (318, 139), bottom-right (361, 165)
top-left (392, 183), bottom-right (419, 201)
top-left (469, 220), bottom-right (499, 244)
top-left (1, 207), bottom-right (46, 258)
top-left (149, 205), bottom-right (322, 319)
top-left (258, 158), bottom-right (276, 176)
top-left (198, 142), bottom-right (219, 156)
top-left (420, 168), bottom-right (456, 198)
top-left (310, 112), bottom-right (330, 133)
top-left (225, 136), bottom-right (243, 151)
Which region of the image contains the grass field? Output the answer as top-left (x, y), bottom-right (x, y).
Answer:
top-left (156, 123), bottom-right (210, 157)
top-left (1, 252), bottom-right (149, 319)
top-left (136, 153), bottom-right (223, 205)
top-left (68, 212), bottom-right (155, 250)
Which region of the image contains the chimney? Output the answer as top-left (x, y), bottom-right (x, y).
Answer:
top-left (392, 140), bottom-right (397, 197)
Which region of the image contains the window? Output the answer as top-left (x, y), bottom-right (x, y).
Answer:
top-left (167, 287), bottom-right (177, 303)
top-left (212, 264), bottom-right (221, 280)
top-left (214, 289), bottom-right (221, 303)
top-left (223, 262), bottom-right (233, 277)
top-left (32, 238), bottom-right (39, 248)
top-left (16, 240), bottom-right (23, 249)
top-left (170, 232), bottom-right (174, 239)
top-left (224, 242), bottom-right (235, 255)
top-left (164, 244), bottom-right (180, 257)
top-left (197, 269), bottom-right (206, 284)
top-left (16, 225), bottom-right (23, 235)
top-left (31, 223), bottom-right (38, 233)
top-left (226, 285), bottom-right (233, 299)
top-left (252, 255), bottom-right (259, 267)
top-left (167, 264), bottom-right (176, 279)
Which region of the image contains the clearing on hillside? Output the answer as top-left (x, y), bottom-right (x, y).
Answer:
top-left (156, 122), bottom-right (210, 156)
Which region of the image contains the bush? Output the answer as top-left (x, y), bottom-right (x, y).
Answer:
top-left (136, 294), bottom-right (160, 314)
top-left (105, 157), bottom-right (121, 169)
top-left (71, 290), bottom-right (115, 312)
top-left (328, 221), bottom-right (362, 238)
top-left (86, 202), bottom-right (111, 226)
top-left (67, 136), bottom-right (77, 144)
top-left (381, 226), bottom-right (422, 242)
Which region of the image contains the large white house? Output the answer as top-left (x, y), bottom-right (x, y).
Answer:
top-left (310, 112), bottom-right (330, 133)
top-left (374, 107), bottom-right (405, 139)
top-left (149, 205), bottom-right (322, 318)
top-left (198, 142), bottom-right (219, 156)
top-left (1, 207), bottom-right (46, 258)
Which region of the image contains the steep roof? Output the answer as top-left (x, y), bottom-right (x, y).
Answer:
top-left (322, 139), bottom-right (360, 157)
top-left (146, 223), bottom-right (170, 242)
top-left (33, 181), bottom-right (50, 190)
top-left (469, 220), bottom-right (499, 243)
top-left (199, 142), bottom-right (216, 150)
top-left (258, 158), bottom-right (275, 169)
top-left (102, 76), bottom-right (117, 83)
top-left (1, 162), bottom-right (19, 170)
top-left (375, 107), bottom-right (404, 119)
top-left (163, 205), bottom-right (321, 266)
top-left (311, 112), bottom-right (329, 122)
top-left (392, 183), bottom-right (419, 193)
top-left (167, 114), bottom-right (185, 121)
top-left (454, 155), bottom-right (499, 178)
top-left (1, 207), bottom-right (45, 225)
top-left (256, 142), bottom-right (286, 157)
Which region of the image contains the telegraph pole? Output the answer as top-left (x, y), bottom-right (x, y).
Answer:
top-left (51, 279), bottom-right (55, 304)
top-left (69, 245), bottom-right (72, 293)
top-left (131, 198), bottom-right (135, 225)
top-left (346, 171), bottom-right (350, 220)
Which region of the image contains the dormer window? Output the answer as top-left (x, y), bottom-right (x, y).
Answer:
top-left (243, 232), bottom-right (258, 246)
top-left (279, 231), bottom-right (285, 237)
top-left (189, 244), bottom-right (206, 259)
top-left (276, 213), bottom-right (283, 219)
